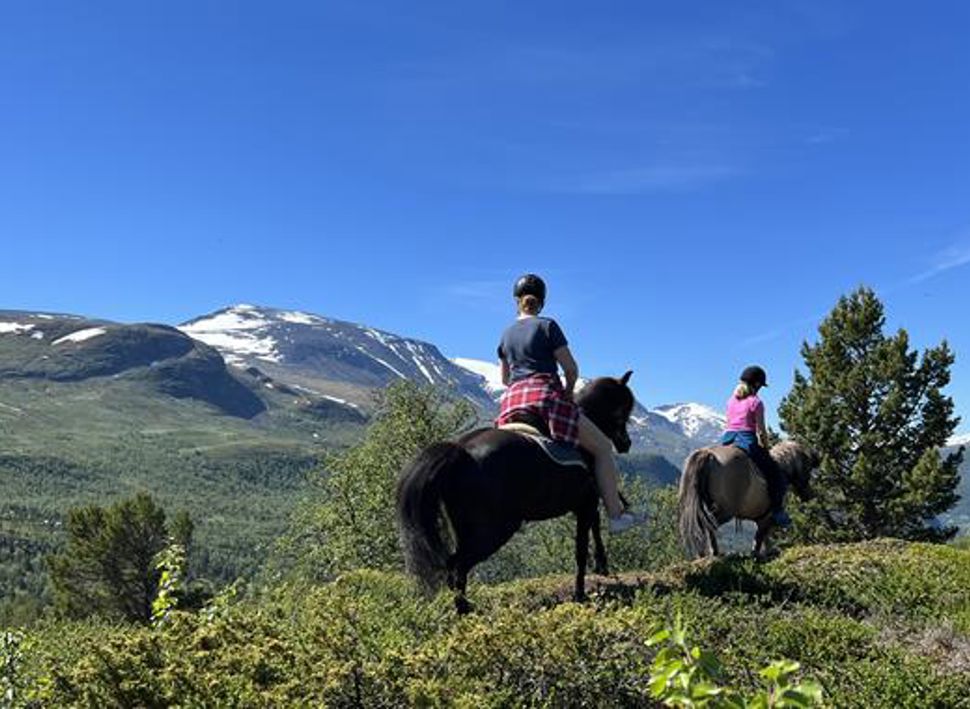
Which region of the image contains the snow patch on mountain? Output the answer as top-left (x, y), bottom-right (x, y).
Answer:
top-left (0, 322), bottom-right (35, 335)
top-left (452, 358), bottom-right (505, 395)
top-left (279, 311), bottom-right (324, 325)
top-left (355, 345), bottom-right (407, 379)
top-left (52, 327), bottom-right (108, 345)
top-left (650, 402), bottom-right (725, 443)
top-left (180, 307), bottom-right (280, 365)
top-left (404, 341), bottom-right (435, 384)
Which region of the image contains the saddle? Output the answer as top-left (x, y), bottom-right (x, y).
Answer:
top-left (497, 411), bottom-right (587, 468)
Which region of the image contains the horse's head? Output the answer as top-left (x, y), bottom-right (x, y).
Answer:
top-left (772, 441), bottom-right (820, 502)
top-left (575, 370), bottom-right (635, 453)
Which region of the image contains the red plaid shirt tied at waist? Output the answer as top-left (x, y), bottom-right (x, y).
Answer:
top-left (495, 373), bottom-right (580, 445)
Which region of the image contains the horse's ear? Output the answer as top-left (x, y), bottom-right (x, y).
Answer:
top-left (620, 370), bottom-right (633, 385)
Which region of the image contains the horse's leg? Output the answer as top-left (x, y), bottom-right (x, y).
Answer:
top-left (453, 568), bottom-right (471, 615)
top-left (706, 527), bottom-right (719, 557)
top-left (591, 509), bottom-right (609, 576)
top-left (445, 550), bottom-right (473, 614)
top-left (448, 518), bottom-right (522, 614)
top-left (574, 504), bottom-right (595, 602)
top-left (753, 519), bottom-right (771, 559)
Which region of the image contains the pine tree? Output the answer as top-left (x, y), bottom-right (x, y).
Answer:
top-left (779, 287), bottom-right (963, 542)
top-left (48, 493), bottom-right (179, 622)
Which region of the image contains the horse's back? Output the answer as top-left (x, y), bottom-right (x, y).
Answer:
top-left (455, 428), bottom-right (595, 521)
top-left (706, 445), bottom-right (770, 521)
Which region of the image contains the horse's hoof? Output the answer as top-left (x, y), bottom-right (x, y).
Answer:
top-left (593, 563), bottom-right (609, 576)
top-left (455, 597), bottom-right (473, 615)
top-left (574, 591), bottom-right (587, 603)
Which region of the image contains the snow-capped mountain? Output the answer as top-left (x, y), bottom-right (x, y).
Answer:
top-left (650, 402), bottom-right (726, 446)
top-left (0, 310), bottom-right (266, 417)
top-left (451, 357), bottom-right (504, 396)
top-left (948, 432), bottom-right (970, 449)
top-left (2, 303), bottom-right (718, 464)
top-left (180, 305), bottom-right (495, 409)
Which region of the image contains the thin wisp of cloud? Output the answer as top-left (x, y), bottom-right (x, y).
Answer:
top-left (736, 313), bottom-right (823, 350)
top-left (909, 239), bottom-right (970, 284)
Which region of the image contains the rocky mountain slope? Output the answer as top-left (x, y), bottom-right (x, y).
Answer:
top-left (180, 305), bottom-right (496, 411)
top-left (0, 310), bottom-right (267, 418)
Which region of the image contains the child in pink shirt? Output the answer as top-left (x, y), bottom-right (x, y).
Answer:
top-left (721, 365), bottom-right (791, 528)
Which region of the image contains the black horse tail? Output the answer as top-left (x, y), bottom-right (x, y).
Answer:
top-left (678, 449), bottom-right (718, 558)
top-left (396, 442), bottom-right (473, 593)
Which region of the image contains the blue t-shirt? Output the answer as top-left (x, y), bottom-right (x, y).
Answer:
top-left (497, 316), bottom-right (568, 384)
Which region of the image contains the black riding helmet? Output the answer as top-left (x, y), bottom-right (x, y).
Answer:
top-left (740, 365), bottom-right (768, 388)
top-left (513, 273), bottom-right (546, 304)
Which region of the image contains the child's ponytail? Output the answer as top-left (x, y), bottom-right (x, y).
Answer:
top-left (733, 381), bottom-right (752, 399)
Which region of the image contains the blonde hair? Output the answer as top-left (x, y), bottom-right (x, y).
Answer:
top-left (517, 295), bottom-right (542, 315)
top-left (733, 381), bottom-right (753, 399)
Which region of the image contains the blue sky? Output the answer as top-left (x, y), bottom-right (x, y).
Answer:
top-left (1, 1), bottom-right (968, 430)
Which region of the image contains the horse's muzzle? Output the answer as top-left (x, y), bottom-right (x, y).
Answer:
top-left (614, 433), bottom-right (631, 454)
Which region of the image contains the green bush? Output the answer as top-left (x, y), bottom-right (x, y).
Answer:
top-left (275, 381), bottom-right (477, 582)
top-left (8, 541), bottom-right (969, 707)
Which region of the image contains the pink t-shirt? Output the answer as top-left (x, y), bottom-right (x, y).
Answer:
top-left (725, 395), bottom-right (764, 432)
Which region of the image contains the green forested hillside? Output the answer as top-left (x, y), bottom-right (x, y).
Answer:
top-left (0, 373), bottom-right (364, 622)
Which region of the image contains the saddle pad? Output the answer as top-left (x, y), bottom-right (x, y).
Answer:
top-left (714, 445), bottom-right (765, 480)
top-left (496, 423), bottom-right (587, 468)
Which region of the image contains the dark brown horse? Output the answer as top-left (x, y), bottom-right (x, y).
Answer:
top-left (678, 441), bottom-right (819, 558)
top-left (396, 372), bottom-right (635, 613)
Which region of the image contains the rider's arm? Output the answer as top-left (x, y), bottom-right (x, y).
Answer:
top-left (755, 402), bottom-right (770, 449)
top-left (499, 357), bottom-right (511, 386)
top-left (554, 346), bottom-right (579, 398)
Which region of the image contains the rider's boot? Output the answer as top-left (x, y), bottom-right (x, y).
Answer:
top-left (771, 509), bottom-right (792, 528)
top-left (609, 510), bottom-right (646, 534)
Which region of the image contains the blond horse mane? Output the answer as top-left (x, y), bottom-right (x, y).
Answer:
top-left (769, 440), bottom-right (816, 478)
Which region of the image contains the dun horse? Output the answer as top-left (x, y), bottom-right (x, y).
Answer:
top-left (678, 441), bottom-right (819, 558)
top-left (396, 372), bottom-right (635, 613)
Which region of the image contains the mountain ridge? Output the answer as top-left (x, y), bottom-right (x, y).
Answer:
top-left (179, 304), bottom-right (496, 411)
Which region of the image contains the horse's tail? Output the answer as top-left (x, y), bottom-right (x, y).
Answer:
top-left (396, 441), bottom-right (474, 593)
top-left (678, 449), bottom-right (719, 558)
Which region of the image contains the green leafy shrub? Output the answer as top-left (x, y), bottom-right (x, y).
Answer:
top-left (647, 614), bottom-right (823, 708)
top-left (9, 541), bottom-right (969, 707)
top-left (1, 630), bottom-right (26, 709)
top-left (151, 542), bottom-right (187, 628)
top-left (275, 381), bottom-right (477, 582)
